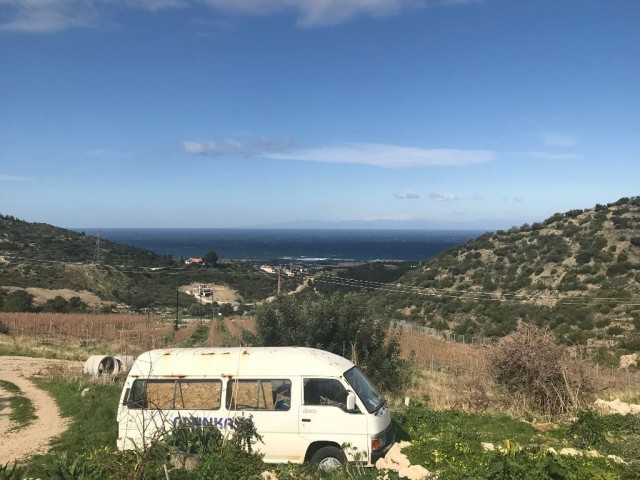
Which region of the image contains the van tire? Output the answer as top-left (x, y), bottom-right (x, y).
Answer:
top-left (310, 446), bottom-right (346, 470)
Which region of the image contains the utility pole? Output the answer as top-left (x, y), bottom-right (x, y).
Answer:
top-left (277, 269), bottom-right (282, 295)
top-left (175, 285), bottom-right (179, 331)
top-left (92, 228), bottom-right (103, 264)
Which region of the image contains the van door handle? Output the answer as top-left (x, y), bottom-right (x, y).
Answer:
top-left (301, 418), bottom-right (311, 422)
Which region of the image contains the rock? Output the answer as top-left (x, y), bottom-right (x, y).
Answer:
top-left (384, 441), bottom-right (412, 470)
top-left (594, 398), bottom-right (640, 415)
top-left (585, 450), bottom-right (600, 458)
top-left (168, 451), bottom-right (201, 470)
top-left (547, 447), bottom-right (557, 455)
top-left (481, 442), bottom-right (495, 451)
top-left (607, 454), bottom-right (627, 464)
top-left (559, 448), bottom-right (582, 457)
top-left (261, 472), bottom-right (278, 480)
top-left (619, 353), bottom-right (638, 369)
top-left (81, 388), bottom-right (90, 397)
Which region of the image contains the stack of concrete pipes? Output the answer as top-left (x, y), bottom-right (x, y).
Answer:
top-left (83, 355), bottom-right (135, 377)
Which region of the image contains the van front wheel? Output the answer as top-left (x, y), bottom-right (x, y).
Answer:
top-left (310, 446), bottom-right (346, 470)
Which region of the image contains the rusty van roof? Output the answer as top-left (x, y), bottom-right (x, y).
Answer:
top-left (128, 347), bottom-right (355, 378)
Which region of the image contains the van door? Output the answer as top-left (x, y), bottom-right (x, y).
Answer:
top-left (226, 378), bottom-right (304, 463)
top-left (299, 377), bottom-right (368, 460)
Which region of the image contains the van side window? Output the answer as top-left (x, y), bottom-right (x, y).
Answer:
top-left (128, 379), bottom-right (222, 410)
top-left (303, 378), bottom-right (347, 409)
top-left (226, 379), bottom-right (291, 411)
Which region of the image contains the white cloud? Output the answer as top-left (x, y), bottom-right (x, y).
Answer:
top-left (265, 143), bottom-right (495, 168)
top-left (542, 132), bottom-right (579, 147)
top-left (0, 0), bottom-right (483, 33)
top-left (181, 137), bottom-right (294, 157)
top-left (528, 151), bottom-right (582, 160)
top-left (429, 192), bottom-right (457, 201)
top-left (394, 191), bottom-right (420, 199)
top-left (0, 1), bottom-right (99, 33)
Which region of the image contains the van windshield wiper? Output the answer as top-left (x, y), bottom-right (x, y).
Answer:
top-left (373, 398), bottom-right (387, 415)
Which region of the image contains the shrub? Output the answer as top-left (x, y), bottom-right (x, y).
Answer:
top-left (253, 293), bottom-right (408, 392)
top-left (489, 324), bottom-right (597, 415)
top-left (0, 320), bottom-right (8, 335)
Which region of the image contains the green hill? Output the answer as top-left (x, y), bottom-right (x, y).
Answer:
top-left (368, 196), bottom-right (640, 357)
top-left (0, 215), bottom-right (287, 311)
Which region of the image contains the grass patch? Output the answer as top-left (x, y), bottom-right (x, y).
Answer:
top-left (0, 380), bottom-right (37, 430)
top-left (23, 378), bottom-right (121, 477)
top-left (183, 323), bottom-right (210, 347)
top-left (395, 404), bottom-right (636, 479)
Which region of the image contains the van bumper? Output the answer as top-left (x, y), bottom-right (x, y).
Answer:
top-left (371, 423), bottom-right (395, 464)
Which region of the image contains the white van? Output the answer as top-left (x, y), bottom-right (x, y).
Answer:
top-left (116, 346), bottom-right (394, 467)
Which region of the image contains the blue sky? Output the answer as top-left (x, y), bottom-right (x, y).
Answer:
top-left (1, 0), bottom-right (638, 229)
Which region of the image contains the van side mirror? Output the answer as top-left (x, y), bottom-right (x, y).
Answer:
top-left (346, 392), bottom-right (356, 412)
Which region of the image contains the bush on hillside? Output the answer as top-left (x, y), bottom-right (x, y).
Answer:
top-left (251, 292), bottom-right (407, 392)
top-left (0, 320), bottom-right (8, 335)
top-left (489, 324), bottom-right (597, 415)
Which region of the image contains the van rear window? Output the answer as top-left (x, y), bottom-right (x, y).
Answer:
top-left (226, 379), bottom-right (291, 411)
top-left (128, 379), bottom-right (222, 410)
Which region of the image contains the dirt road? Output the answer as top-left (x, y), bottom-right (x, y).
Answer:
top-left (0, 356), bottom-right (82, 464)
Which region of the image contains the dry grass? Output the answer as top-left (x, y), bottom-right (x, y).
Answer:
top-left (1, 312), bottom-right (174, 353)
top-left (396, 324), bottom-right (640, 416)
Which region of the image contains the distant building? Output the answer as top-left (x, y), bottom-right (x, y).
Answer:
top-left (260, 265), bottom-right (276, 274)
top-left (185, 258), bottom-right (203, 265)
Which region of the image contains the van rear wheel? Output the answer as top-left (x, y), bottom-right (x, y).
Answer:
top-left (310, 446), bottom-right (346, 470)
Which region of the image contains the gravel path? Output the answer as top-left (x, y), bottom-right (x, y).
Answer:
top-left (0, 356), bottom-right (82, 464)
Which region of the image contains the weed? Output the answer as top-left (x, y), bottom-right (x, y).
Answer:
top-left (0, 462), bottom-right (25, 480)
top-left (0, 380), bottom-right (37, 429)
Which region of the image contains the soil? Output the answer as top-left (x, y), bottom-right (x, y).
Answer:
top-left (0, 356), bottom-right (83, 464)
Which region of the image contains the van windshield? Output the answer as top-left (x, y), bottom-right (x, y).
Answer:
top-left (344, 367), bottom-right (384, 413)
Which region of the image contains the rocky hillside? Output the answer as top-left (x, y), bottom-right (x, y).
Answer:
top-left (371, 197), bottom-right (640, 357)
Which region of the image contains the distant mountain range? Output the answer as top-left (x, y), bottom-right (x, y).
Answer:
top-left (255, 218), bottom-right (518, 230)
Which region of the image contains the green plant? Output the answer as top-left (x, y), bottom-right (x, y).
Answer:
top-left (0, 462), bottom-right (25, 480)
top-left (163, 424), bottom-right (223, 455)
top-left (42, 451), bottom-right (107, 480)
top-left (253, 292), bottom-right (408, 392)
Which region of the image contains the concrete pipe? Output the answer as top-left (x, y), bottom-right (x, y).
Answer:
top-left (83, 355), bottom-right (120, 377)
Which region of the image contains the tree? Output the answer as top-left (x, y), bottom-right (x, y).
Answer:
top-left (252, 292), bottom-right (407, 392)
top-left (204, 251), bottom-right (219, 266)
top-left (3, 290), bottom-right (34, 312)
top-left (41, 296), bottom-right (70, 313)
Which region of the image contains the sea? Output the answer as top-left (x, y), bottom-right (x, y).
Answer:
top-left (77, 228), bottom-right (485, 263)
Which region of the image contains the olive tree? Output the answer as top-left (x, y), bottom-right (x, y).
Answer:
top-left (252, 292), bottom-right (406, 392)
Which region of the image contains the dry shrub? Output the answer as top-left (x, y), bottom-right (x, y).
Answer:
top-left (489, 323), bottom-right (597, 415)
top-left (399, 331), bottom-right (497, 411)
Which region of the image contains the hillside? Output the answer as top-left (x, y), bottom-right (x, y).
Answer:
top-left (369, 196), bottom-right (640, 357)
top-left (0, 215), bottom-right (290, 311)
top-left (0, 214), bottom-right (174, 267)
